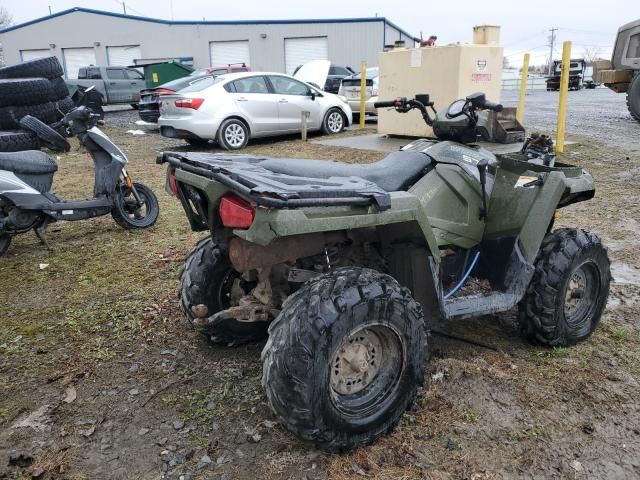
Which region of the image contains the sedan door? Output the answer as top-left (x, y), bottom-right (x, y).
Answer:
top-left (226, 76), bottom-right (281, 134)
top-left (267, 75), bottom-right (323, 131)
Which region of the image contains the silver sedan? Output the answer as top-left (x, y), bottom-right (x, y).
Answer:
top-left (158, 72), bottom-right (352, 149)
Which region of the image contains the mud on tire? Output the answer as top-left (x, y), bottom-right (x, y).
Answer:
top-left (518, 228), bottom-right (611, 347)
top-left (261, 267), bottom-right (426, 452)
top-left (179, 237), bottom-right (268, 345)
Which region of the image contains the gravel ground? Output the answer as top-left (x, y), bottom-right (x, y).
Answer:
top-left (501, 88), bottom-right (639, 152)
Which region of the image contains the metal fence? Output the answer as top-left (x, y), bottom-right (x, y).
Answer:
top-left (502, 75), bottom-right (595, 90)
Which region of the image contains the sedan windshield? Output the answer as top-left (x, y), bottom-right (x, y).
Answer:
top-left (351, 67), bottom-right (379, 80)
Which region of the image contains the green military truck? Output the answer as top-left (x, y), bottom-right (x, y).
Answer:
top-left (593, 19), bottom-right (640, 122)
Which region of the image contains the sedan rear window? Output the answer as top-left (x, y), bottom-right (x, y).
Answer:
top-left (179, 75), bottom-right (225, 93)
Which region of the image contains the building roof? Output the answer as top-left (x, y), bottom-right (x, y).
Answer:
top-left (0, 6), bottom-right (419, 41)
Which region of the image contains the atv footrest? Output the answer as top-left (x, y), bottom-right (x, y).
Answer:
top-left (443, 292), bottom-right (521, 320)
top-left (158, 151), bottom-right (392, 211)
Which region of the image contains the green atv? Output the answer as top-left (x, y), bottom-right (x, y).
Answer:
top-left (158, 92), bottom-right (611, 451)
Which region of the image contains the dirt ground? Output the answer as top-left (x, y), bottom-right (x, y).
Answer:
top-left (0, 109), bottom-right (639, 480)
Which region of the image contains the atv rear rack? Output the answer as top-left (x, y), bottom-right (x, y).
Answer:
top-left (157, 151), bottom-right (391, 211)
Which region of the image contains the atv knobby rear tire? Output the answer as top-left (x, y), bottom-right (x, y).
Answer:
top-left (0, 130), bottom-right (40, 152)
top-left (180, 237), bottom-right (269, 345)
top-left (262, 267), bottom-right (426, 452)
top-left (627, 74), bottom-right (640, 123)
top-left (518, 228), bottom-right (610, 347)
top-left (0, 57), bottom-right (64, 80)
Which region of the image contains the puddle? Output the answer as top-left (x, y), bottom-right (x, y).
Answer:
top-left (610, 261), bottom-right (640, 286)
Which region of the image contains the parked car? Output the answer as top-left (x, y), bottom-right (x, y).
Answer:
top-left (65, 66), bottom-right (146, 106)
top-left (293, 63), bottom-right (355, 93)
top-left (158, 71), bottom-right (352, 149)
top-left (546, 59), bottom-right (586, 91)
top-left (138, 74), bottom-right (215, 123)
top-left (190, 63), bottom-right (251, 77)
top-left (338, 67), bottom-right (379, 118)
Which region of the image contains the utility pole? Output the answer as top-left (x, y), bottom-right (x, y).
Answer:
top-left (48, 5), bottom-right (52, 15)
top-left (548, 27), bottom-right (558, 75)
top-left (122, 2), bottom-right (127, 15)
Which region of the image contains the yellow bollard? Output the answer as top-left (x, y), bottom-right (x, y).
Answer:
top-left (516, 53), bottom-right (530, 124)
top-left (359, 61), bottom-right (366, 129)
top-left (556, 41), bottom-right (571, 153)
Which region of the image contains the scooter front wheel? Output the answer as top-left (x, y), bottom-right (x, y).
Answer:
top-left (111, 182), bottom-right (159, 230)
top-left (0, 234), bottom-right (11, 258)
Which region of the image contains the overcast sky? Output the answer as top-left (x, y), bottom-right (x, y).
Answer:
top-left (1, 0), bottom-right (631, 66)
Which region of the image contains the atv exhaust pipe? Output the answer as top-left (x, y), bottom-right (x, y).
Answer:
top-left (229, 232), bottom-right (347, 272)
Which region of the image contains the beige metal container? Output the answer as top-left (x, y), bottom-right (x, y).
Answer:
top-left (473, 25), bottom-right (501, 45)
top-left (377, 28), bottom-right (503, 138)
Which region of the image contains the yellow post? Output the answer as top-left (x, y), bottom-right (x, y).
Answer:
top-left (516, 53), bottom-right (530, 124)
top-left (359, 61), bottom-right (366, 129)
top-left (556, 41), bottom-right (571, 153)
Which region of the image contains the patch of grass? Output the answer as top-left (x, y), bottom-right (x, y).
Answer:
top-left (462, 409), bottom-right (479, 424)
top-left (535, 347), bottom-right (570, 359)
top-left (610, 327), bottom-right (630, 342)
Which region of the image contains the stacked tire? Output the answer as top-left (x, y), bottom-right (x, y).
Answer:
top-left (0, 57), bottom-right (74, 152)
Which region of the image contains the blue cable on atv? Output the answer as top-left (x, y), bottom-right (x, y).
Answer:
top-left (444, 251), bottom-right (481, 300)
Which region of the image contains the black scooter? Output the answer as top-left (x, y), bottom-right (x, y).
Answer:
top-left (0, 106), bottom-right (159, 257)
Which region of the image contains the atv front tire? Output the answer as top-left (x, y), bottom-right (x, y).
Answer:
top-left (518, 228), bottom-right (611, 346)
top-left (180, 237), bottom-right (269, 345)
top-left (262, 267), bottom-right (426, 451)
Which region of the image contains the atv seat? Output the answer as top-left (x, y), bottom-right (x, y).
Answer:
top-left (257, 150), bottom-right (432, 192)
top-left (0, 150), bottom-right (58, 174)
top-left (0, 150), bottom-right (58, 193)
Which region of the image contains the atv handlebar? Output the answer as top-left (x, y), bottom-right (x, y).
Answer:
top-left (483, 100), bottom-right (503, 112)
top-left (373, 100), bottom-right (398, 108)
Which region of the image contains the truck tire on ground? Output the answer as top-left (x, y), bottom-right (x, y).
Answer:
top-left (0, 56), bottom-right (64, 80)
top-left (50, 77), bottom-right (70, 100)
top-left (0, 130), bottom-right (40, 152)
top-left (518, 228), bottom-right (611, 347)
top-left (262, 267), bottom-right (426, 452)
top-left (0, 102), bottom-right (57, 129)
top-left (179, 236), bottom-right (269, 345)
top-left (627, 74), bottom-right (640, 122)
top-left (0, 78), bottom-right (58, 107)
top-left (54, 97), bottom-right (75, 116)
top-left (19, 115), bottom-right (70, 152)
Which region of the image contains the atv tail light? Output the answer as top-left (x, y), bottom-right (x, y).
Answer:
top-left (168, 168), bottom-right (179, 197)
top-left (219, 195), bottom-right (255, 229)
top-left (175, 98), bottom-right (205, 110)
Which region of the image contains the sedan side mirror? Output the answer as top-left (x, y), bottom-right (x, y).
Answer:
top-left (308, 90), bottom-right (316, 100)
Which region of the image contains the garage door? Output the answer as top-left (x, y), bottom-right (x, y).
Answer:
top-left (107, 45), bottom-right (141, 67)
top-left (20, 49), bottom-right (51, 62)
top-left (284, 37), bottom-right (328, 75)
top-left (209, 40), bottom-right (250, 67)
top-left (63, 47), bottom-right (97, 79)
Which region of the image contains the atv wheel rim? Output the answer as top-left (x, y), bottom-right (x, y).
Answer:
top-left (224, 124), bottom-right (245, 147)
top-left (330, 323), bottom-right (403, 415)
top-left (327, 112), bottom-right (343, 133)
top-left (564, 261), bottom-right (600, 327)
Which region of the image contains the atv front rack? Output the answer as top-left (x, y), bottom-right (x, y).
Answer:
top-left (158, 151), bottom-right (391, 211)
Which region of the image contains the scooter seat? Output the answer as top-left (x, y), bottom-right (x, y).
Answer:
top-left (0, 150), bottom-right (58, 174)
top-left (257, 150), bottom-right (432, 192)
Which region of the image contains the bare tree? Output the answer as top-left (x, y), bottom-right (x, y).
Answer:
top-left (582, 47), bottom-right (602, 66)
top-left (0, 6), bottom-right (12, 29)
